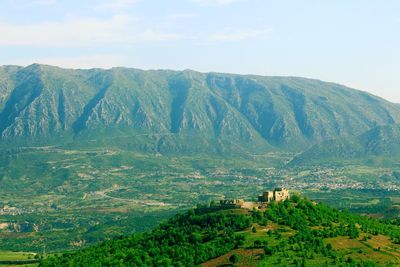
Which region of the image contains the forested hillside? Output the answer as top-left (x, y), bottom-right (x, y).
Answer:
top-left (40, 197), bottom-right (400, 266)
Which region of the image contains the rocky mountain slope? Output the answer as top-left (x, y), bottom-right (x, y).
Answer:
top-left (1, 64), bottom-right (399, 154)
top-left (290, 124), bottom-right (400, 166)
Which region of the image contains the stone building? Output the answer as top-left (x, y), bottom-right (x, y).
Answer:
top-left (273, 187), bottom-right (290, 201)
top-left (258, 188), bottom-right (290, 203)
top-left (219, 188), bottom-right (290, 210)
top-left (219, 199), bottom-right (244, 208)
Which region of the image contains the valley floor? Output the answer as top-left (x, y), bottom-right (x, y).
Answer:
top-left (0, 147), bottom-right (399, 253)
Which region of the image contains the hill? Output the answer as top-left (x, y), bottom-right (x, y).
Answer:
top-left (39, 197), bottom-right (400, 266)
top-left (290, 124), bottom-right (400, 166)
top-left (1, 64), bottom-right (400, 153)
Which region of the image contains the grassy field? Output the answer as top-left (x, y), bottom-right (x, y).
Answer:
top-left (201, 219), bottom-right (400, 267)
top-left (0, 251), bottom-right (38, 266)
top-left (202, 248), bottom-right (264, 267)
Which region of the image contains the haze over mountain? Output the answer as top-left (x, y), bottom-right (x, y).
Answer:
top-left (1, 64), bottom-right (399, 154)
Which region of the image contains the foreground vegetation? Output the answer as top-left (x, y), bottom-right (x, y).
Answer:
top-left (39, 196), bottom-right (400, 266)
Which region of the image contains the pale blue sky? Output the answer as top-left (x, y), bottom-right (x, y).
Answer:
top-left (0, 0), bottom-right (399, 102)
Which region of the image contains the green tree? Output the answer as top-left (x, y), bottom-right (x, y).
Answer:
top-left (229, 254), bottom-right (239, 264)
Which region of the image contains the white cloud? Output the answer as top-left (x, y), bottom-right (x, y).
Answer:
top-left (31, 0), bottom-right (57, 5)
top-left (165, 13), bottom-right (197, 20)
top-left (192, 0), bottom-right (243, 6)
top-left (94, 0), bottom-right (140, 12)
top-left (0, 15), bottom-right (179, 47)
top-left (209, 28), bottom-right (271, 42)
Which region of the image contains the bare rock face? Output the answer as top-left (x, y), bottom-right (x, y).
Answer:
top-left (0, 64), bottom-right (399, 154)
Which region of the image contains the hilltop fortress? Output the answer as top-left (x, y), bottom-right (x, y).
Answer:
top-left (219, 188), bottom-right (290, 210)
top-left (257, 187), bottom-right (290, 202)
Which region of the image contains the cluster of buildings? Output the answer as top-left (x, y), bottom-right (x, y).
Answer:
top-left (0, 205), bottom-right (30, 215)
top-left (219, 188), bottom-right (290, 210)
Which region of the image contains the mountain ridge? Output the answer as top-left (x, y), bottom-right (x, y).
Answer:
top-left (290, 123), bottom-right (400, 166)
top-left (1, 64), bottom-right (399, 154)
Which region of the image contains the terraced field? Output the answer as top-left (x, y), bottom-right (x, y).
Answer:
top-left (0, 251), bottom-right (38, 266)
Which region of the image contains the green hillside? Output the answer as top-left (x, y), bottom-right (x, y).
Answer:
top-left (1, 64), bottom-right (400, 153)
top-left (39, 197), bottom-right (400, 266)
top-left (290, 124), bottom-right (400, 166)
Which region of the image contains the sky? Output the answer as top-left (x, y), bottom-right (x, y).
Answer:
top-left (0, 0), bottom-right (399, 103)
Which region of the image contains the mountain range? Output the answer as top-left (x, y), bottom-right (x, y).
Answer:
top-left (290, 123), bottom-right (400, 166)
top-left (1, 64), bottom-right (399, 156)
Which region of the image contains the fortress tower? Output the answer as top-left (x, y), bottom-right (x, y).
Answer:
top-left (258, 188), bottom-right (290, 203)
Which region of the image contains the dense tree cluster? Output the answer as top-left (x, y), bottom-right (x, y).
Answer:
top-left (40, 210), bottom-right (250, 266)
top-left (262, 197), bottom-right (400, 241)
top-left (256, 197), bottom-right (400, 266)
